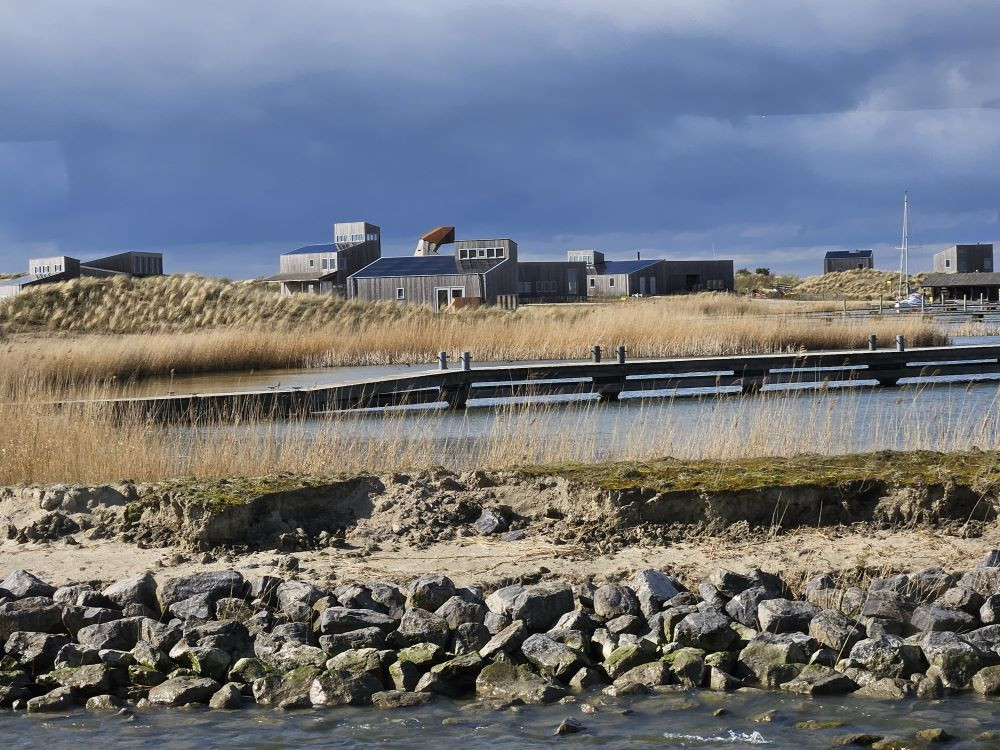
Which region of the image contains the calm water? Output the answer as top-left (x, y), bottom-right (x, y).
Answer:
top-left (5, 690), bottom-right (1000, 749)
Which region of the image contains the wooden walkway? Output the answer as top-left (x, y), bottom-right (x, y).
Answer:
top-left (85, 342), bottom-right (1000, 420)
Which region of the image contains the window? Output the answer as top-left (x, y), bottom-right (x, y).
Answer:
top-left (945, 259), bottom-right (951, 268)
top-left (518, 281), bottom-right (532, 293)
top-left (322, 258), bottom-right (328, 270)
top-left (535, 281), bottom-right (545, 292)
top-left (477, 248), bottom-right (487, 258)
top-left (486, 248), bottom-right (495, 258)
top-left (496, 247), bottom-right (505, 258)
top-left (309, 259), bottom-right (315, 268)
top-left (609, 278), bottom-right (615, 287)
top-left (549, 281), bottom-right (557, 292)
top-left (459, 249), bottom-right (469, 259)
top-left (986, 258), bottom-right (994, 271)
top-left (395, 287), bottom-right (405, 300)
top-left (589, 278), bottom-right (595, 287)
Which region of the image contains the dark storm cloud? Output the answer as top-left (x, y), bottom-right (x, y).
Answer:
top-left (1, 1), bottom-right (998, 276)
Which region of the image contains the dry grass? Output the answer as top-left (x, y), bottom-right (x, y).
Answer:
top-left (0, 273), bottom-right (21, 281)
top-left (794, 269), bottom-right (927, 300)
top-left (1, 365), bottom-right (999, 485)
top-left (0, 276), bottom-right (947, 387)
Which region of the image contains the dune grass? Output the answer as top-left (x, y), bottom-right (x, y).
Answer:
top-left (793, 269), bottom-right (927, 300)
top-left (0, 275), bottom-right (948, 387)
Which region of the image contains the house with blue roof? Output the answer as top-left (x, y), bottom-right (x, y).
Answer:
top-left (264, 221), bottom-right (381, 296)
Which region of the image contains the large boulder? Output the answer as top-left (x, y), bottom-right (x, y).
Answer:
top-left (673, 610), bottom-right (737, 652)
top-left (479, 620), bottom-right (528, 660)
top-left (0, 570), bottom-right (56, 600)
top-left (485, 585), bottom-right (524, 617)
top-left (77, 616), bottom-right (151, 651)
top-left (475, 661), bottom-right (567, 703)
top-left (275, 580), bottom-right (324, 620)
top-left (849, 635), bottom-right (925, 680)
top-left (779, 665), bottom-right (858, 695)
top-left (26, 686), bottom-right (76, 713)
top-left (510, 583), bottom-right (574, 632)
top-left (808, 609), bottom-right (865, 654)
top-left (435, 596), bottom-right (486, 629)
top-left (603, 640), bottom-right (658, 679)
top-left (757, 599), bottom-right (820, 634)
top-left (520, 634), bottom-right (582, 679)
top-left (318, 607), bottom-right (395, 635)
top-left (593, 585), bottom-right (640, 620)
top-left (102, 572), bottom-right (158, 612)
top-left (909, 605), bottom-right (977, 633)
top-left (725, 587), bottom-right (772, 628)
top-left (0, 597), bottom-right (63, 640)
top-left (319, 627), bottom-right (387, 656)
top-left (39, 664), bottom-right (112, 696)
top-left (396, 608), bottom-right (450, 648)
top-left (253, 666), bottom-right (323, 709)
top-left (407, 573), bottom-right (456, 612)
top-left (158, 571), bottom-right (245, 610)
top-left (148, 676), bottom-right (221, 706)
top-left (737, 632), bottom-right (810, 687)
top-left (5, 631), bottom-right (71, 673)
top-left (630, 570), bottom-right (683, 617)
top-left (62, 606), bottom-right (122, 638)
top-left (414, 653), bottom-right (484, 697)
top-left (920, 632), bottom-right (980, 689)
top-left (309, 669), bottom-right (382, 707)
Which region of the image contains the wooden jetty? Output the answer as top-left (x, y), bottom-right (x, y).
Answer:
top-left (82, 341), bottom-right (1000, 421)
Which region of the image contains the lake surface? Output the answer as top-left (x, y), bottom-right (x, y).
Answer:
top-left (6, 690), bottom-right (1000, 749)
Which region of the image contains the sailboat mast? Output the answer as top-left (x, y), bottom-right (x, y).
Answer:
top-left (898, 191), bottom-right (909, 298)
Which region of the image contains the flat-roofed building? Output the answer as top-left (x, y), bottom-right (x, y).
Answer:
top-left (265, 221), bottom-right (381, 296)
top-left (1, 251), bottom-right (163, 300)
top-left (933, 243), bottom-right (993, 274)
top-left (824, 249), bottom-right (874, 273)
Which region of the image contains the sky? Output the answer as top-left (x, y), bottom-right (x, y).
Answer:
top-left (1, 1), bottom-right (999, 278)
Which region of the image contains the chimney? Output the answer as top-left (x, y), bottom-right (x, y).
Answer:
top-left (637, 251), bottom-right (641, 260)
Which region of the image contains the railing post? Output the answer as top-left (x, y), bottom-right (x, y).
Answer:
top-left (616, 345), bottom-right (626, 365)
top-left (438, 351), bottom-right (448, 370)
top-left (592, 345), bottom-right (602, 363)
top-left (868, 334), bottom-right (877, 351)
top-left (895, 335), bottom-right (905, 352)
top-left (964, 295), bottom-right (968, 312)
top-left (920, 296), bottom-right (925, 313)
top-left (878, 297), bottom-right (883, 314)
top-left (460, 352), bottom-right (472, 371)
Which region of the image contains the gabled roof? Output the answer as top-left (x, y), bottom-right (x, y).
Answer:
top-left (593, 259), bottom-right (662, 275)
top-left (921, 272), bottom-right (1000, 287)
top-left (282, 242), bottom-right (357, 256)
top-left (825, 249), bottom-right (873, 259)
top-left (351, 255), bottom-right (461, 278)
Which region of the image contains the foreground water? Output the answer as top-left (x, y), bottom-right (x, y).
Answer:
top-left (5, 690), bottom-right (999, 749)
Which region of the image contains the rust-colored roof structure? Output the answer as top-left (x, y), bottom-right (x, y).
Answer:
top-left (420, 226), bottom-right (456, 246)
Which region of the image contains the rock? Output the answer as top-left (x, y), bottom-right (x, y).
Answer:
top-left (0, 597), bottom-right (63, 640)
top-left (55, 643), bottom-right (101, 669)
top-left (26, 686), bottom-right (76, 713)
top-left (909, 605), bottom-right (976, 633)
top-left (914, 728), bottom-right (950, 743)
top-left (40, 664), bottom-right (111, 695)
top-left (407, 573), bottom-right (456, 612)
top-left (170, 644), bottom-right (232, 682)
top-left (779, 664), bottom-right (858, 694)
top-left (698, 582), bottom-right (729, 608)
top-left (860, 590), bottom-right (914, 624)
top-left (593, 584), bottom-right (640, 619)
top-left (229, 657), bottom-right (268, 684)
top-left (921, 631), bottom-right (980, 689)
top-left (555, 718), bottom-right (582, 735)
top-left (568, 666), bottom-right (606, 693)
top-left (103, 572), bottom-right (158, 612)
top-left (916, 674), bottom-right (944, 699)
top-left (453, 622), bottom-right (491, 655)
top-left (414, 653), bottom-right (483, 697)
top-left (980, 595), bottom-right (1000, 625)
top-left (708, 666), bottom-right (741, 690)
top-left (5, 631), bottom-right (71, 672)
top-left (147, 676), bottom-right (221, 706)
top-left (674, 610), bottom-right (737, 652)
top-left (849, 636), bottom-right (925, 680)
top-left (85, 694), bottom-right (127, 712)
top-left (253, 666), bottom-right (322, 709)
top-left (520, 634), bottom-right (582, 679)
top-left (809, 609), bottom-right (865, 654)
top-left (973, 665), bottom-right (1000, 694)
top-left (319, 627), bottom-right (386, 656)
top-left (614, 660), bottom-right (673, 688)
top-left (371, 690), bottom-right (437, 709)
top-left (275, 580), bottom-right (324, 620)
top-left (269, 622), bottom-right (314, 648)
top-left (158, 571), bottom-right (245, 610)
top-left (77, 617), bottom-right (148, 651)
top-left (855, 677), bottom-right (915, 700)
top-left (832, 734), bottom-right (885, 747)
top-left (397, 608), bottom-right (450, 648)
top-left (435, 596), bottom-right (486, 629)
top-left (480, 620), bottom-right (528, 659)
top-left (319, 607), bottom-right (395, 635)
top-left (510, 583), bottom-right (574, 632)
top-left (708, 569), bottom-right (757, 598)
top-left (631, 570), bottom-right (683, 617)
top-left (484, 611), bottom-right (512, 635)
top-left (263, 643), bottom-right (327, 672)
top-left (476, 661), bottom-right (568, 703)
top-left (208, 682), bottom-right (242, 709)
top-left (485, 585), bottom-right (524, 617)
top-left (757, 599), bottom-right (820, 634)
top-left (603, 640), bottom-right (657, 679)
top-left (605, 614), bottom-right (642, 635)
top-left (309, 668), bottom-right (383, 707)
top-left (664, 647), bottom-right (706, 687)
top-left (0, 570), bottom-right (56, 599)
top-left (737, 633), bottom-right (809, 687)
top-left (326, 647), bottom-right (384, 682)
top-left (169, 594), bottom-right (215, 622)
top-left (725, 587), bottom-right (771, 628)
top-left (62, 606), bottom-right (122, 638)
top-left (936, 586), bottom-right (983, 615)
top-left (388, 660), bottom-right (420, 692)
top-left (473, 509), bottom-right (508, 535)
